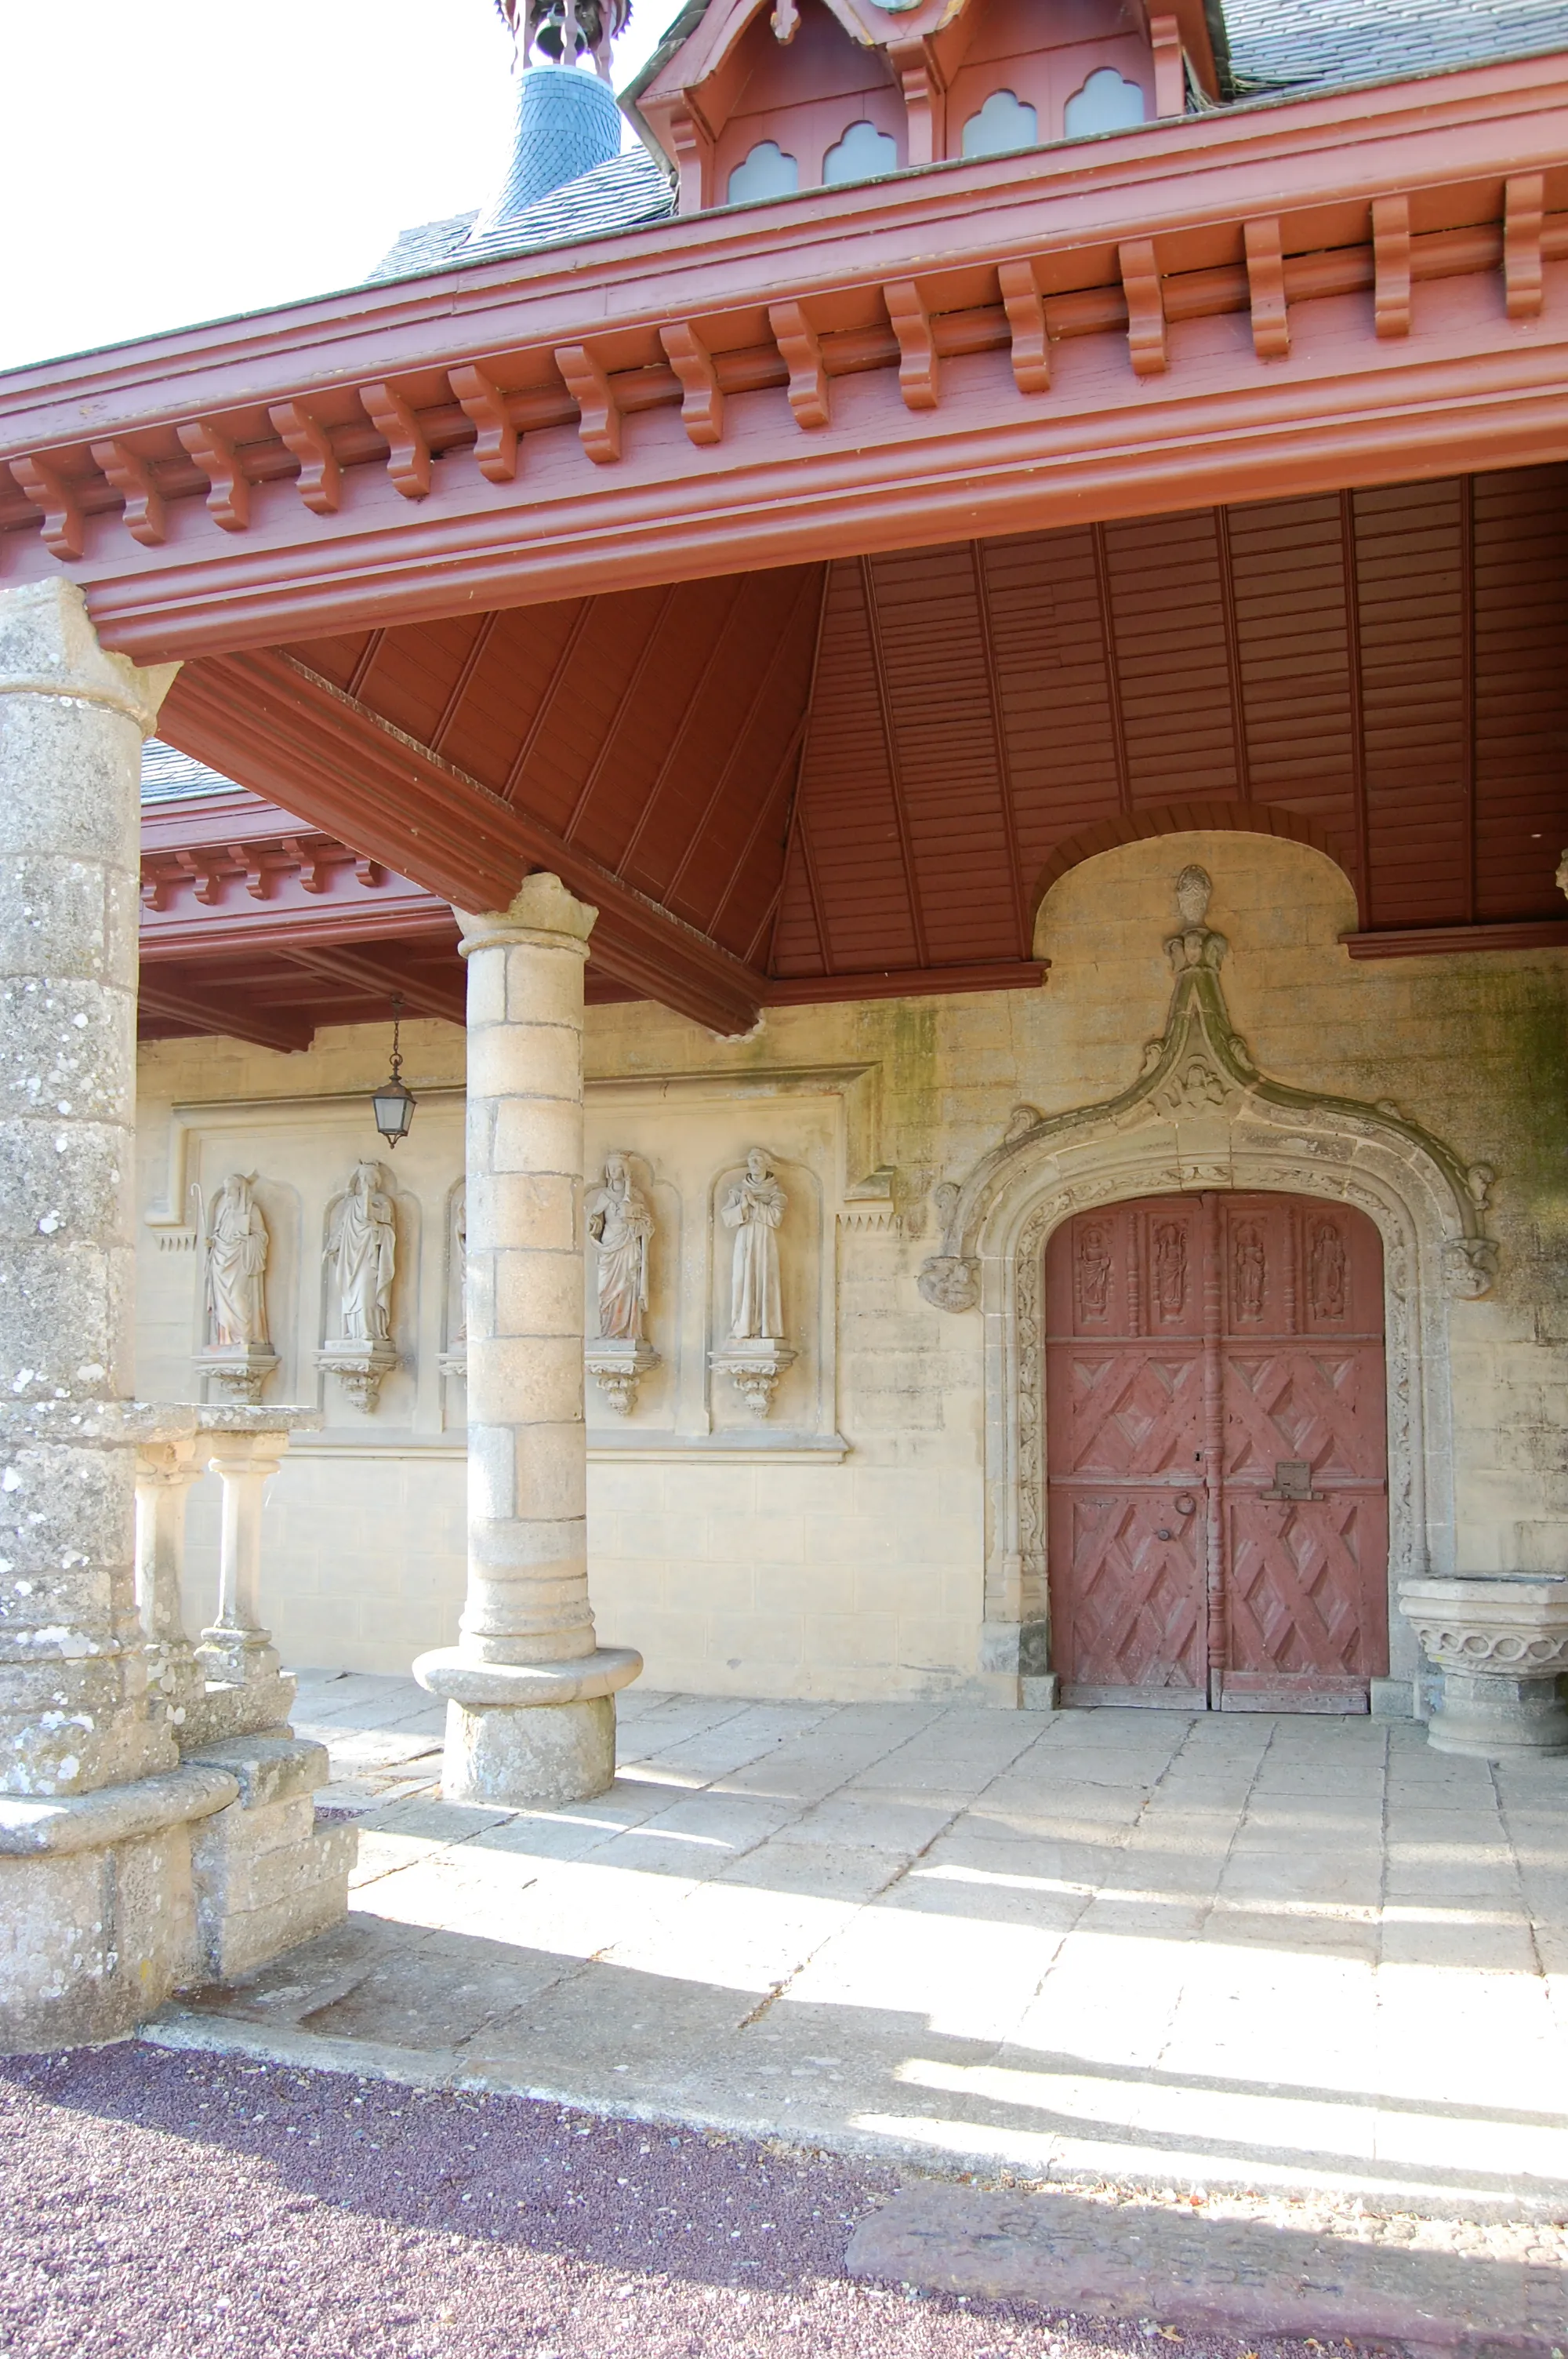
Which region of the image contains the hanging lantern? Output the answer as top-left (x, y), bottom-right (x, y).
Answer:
top-left (371, 996), bottom-right (416, 1147)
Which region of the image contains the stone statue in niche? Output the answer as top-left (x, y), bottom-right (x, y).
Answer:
top-left (711, 1149), bottom-right (796, 1419)
top-left (318, 1161), bottom-right (399, 1412)
top-left (195, 1172), bottom-right (279, 1403)
top-left (439, 1186), bottom-right (468, 1384)
top-left (584, 1151), bottom-right (660, 1416)
top-left (724, 1148), bottom-right (786, 1339)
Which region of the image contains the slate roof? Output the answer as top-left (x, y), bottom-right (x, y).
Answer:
top-left (140, 740), bottom-right (245, 805)
top-left (1223, 0), bottom-right (1568, 91)
top-left (365, 145), bottom-right (673, 282)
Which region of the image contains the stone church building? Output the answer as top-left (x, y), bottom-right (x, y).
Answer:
top-left (3, 0), bottom-right (1567, 2043)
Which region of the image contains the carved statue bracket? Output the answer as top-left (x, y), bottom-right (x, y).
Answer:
top-left (919, 864), bottom-right (1500, 1310)
top-left (587, 1337), bottom-right (660, 1416)
top-left (711, 1337), bottom-right (797, 1420)
top-left (197, 1343), bottom-right (280, 1405)
top-left (318, 1339), bottom-right (399, 1414)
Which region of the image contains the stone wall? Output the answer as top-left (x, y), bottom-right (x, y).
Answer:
top-left (134, 831), bottom-right (1568, 1698)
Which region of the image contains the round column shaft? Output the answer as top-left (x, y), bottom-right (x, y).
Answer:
top-left (414, 872), bottom-right (639, 1805)
top-left (0, 580), bottom-right (178, 1800)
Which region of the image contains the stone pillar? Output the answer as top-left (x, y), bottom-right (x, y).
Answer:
top-left (414, 873), bottom-right (640, 1804)
top-left (134, 1438), bottom-right (207, 1734)
top-left (0, 580), bottom-right (241, 2048)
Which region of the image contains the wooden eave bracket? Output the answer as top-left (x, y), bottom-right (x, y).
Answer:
top-left (90, 438), bottom-right (166, 547)
top-left (1243, 216), bottom-right (1290, 360)
top-left (768, 300), bottom-right (829, 428)
top-left (448, 364), bottom-right (520, 482)
top-left (1373, 194), bottom-right (1412, 338)
top-left (268, 400), bottom-right (342, 513)
top-left (555, 344), bottom-right (622, 463)
top-left (884, 280), bottom-right (938, 410)
top-left (1118, 238), bottom-right (1167, 376)
top-left (1149, 14), bottom-right (1186, 118)
top-left (887, 35), bottom-right (946, 168)
top-left (996, 259), bottom-right (1050, 393)
top-left (9, 454), bottom-right (85, 560)
top-left (361, 382), bottom-right (432, 500)
top-left (176, 420), bottom-right (251, 532)
top-left (1505, 173), bottom-right (1545, 320)
top-left (659, 321), bottom-right (725, 445)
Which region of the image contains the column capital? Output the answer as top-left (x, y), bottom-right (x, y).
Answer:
top-left (454, 870), bottom-right (597, 959)
top-left (0, 578), bottom-right (179, 736)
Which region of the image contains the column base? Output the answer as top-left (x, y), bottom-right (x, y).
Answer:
top-left (182, 1732), bottom-right (354, 1982)
top-left (0, 1765), bottom-right (237, 2052)
top-left (1425, 1670), bottom-right (1568, 1758)
top-left (412, 1645), bottom-right (642, 1807)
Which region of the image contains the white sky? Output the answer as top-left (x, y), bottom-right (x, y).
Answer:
top-left (1, 0), bottom-right (689, 373)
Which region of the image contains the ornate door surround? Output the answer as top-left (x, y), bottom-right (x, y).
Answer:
top-left (917, 866), bottom-right (1499, 1701)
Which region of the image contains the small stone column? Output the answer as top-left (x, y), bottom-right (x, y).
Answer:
top-left (414, 874), bottom-right (639, 1805)
top-left (134, 1438), bottom-right (207, 1733)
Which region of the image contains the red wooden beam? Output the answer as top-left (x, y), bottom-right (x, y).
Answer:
top-left (766, 960), bottom-right (1047, 1005)
top-left (136, 972), bottom-right (314, 1054)
top-left (159, 652), bottom-right (767, 1036)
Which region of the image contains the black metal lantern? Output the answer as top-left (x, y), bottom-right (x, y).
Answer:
top-left (371, 997), bottom-right (416, 1147)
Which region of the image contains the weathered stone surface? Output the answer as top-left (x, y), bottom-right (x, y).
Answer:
top-left (846, 2183), bottom-right (1568, 2352)
top-left (183, 1732), bottom-right (330, 1812)
top-left (437, 1693), bottom-right (615, 1805)
top-left (0, 1823), bottom-right (204, 2050)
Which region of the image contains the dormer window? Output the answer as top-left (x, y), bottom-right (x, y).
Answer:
top-left (1063, 67), bottom-right (1148, 137)
top-left (822, 119), bottom-right (900, 186)
top-left (960, 89), bottom-right (1039, 159)
top-left (728, 140), bottom-right (799, 202)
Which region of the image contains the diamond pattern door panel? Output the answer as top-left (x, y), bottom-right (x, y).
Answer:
top-left (1045, 1194), bottom-right (1388, 1711)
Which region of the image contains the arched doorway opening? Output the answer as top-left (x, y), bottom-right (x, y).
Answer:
top-left (1045, 1190), bottom-right (1389, 1711)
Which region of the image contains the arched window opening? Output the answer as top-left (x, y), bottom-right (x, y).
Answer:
top-left (1063, 67), bottom-right (1147, 138)
top-left (727, 140), bottom-right (800, 202)
top-left (822, 118), bottom-right (898, 184)
top-left (960, 89), bottom-right (1039, 158)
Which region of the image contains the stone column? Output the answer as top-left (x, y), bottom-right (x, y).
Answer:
top-left (414, 873), bottom-right (639, 1804)
top-left (0, 580), bottom-right (245, 2048)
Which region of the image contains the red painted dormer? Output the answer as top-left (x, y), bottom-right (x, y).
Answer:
top-left (627, 0), bottom-right (1225, 213)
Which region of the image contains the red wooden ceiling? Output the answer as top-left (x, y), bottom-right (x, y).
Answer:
top-left (151, 463), bottom-right (1568, 1048)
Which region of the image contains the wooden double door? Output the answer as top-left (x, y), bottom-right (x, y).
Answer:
top-left (1045, 1193), bottom-right (1389, 1711)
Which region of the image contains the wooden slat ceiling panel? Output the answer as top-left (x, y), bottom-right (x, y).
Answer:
top-left (222, 468), bottom-right (1566, 1018)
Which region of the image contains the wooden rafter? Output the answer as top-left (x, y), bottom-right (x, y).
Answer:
top-left (161, 650), bottom-right (767, 1035)
top-left (137, 973), bottom-right (314, 1055)
top-left (856, 554), bottom-right (929, 970)
top-left (969, 541), bottom-right (1030, 960)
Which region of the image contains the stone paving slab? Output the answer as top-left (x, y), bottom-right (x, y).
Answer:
top-left (846, 2183), bottom-right (1568, 2354)
top-left (157, 1673), bottom-right (1568, 2220)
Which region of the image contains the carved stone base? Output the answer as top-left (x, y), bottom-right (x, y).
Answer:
top-left (196, 1346), bottom-right (280, 1405)
top-left (180, 1731), bottom-right (355, 1983)
top-left (187, 1625), bottom-right (297, 1747)
top-left (586, 1337), bottom-right (659, 1416)
top-left (318, 1338), bottom-right (398, 1413)
top-left (711, 1336), bottom-right (797, 1419)
top-left (1398, 1574), bottom-right (1568, 1757)
top-left (438, 1349), bottom-right (467, 1383)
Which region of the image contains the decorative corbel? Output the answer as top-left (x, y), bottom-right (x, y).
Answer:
top-left (9, 455), bottom-right (85, 561)
top-left (448, 364), bottom-right (519, 482)
top-left (1243, 216), bottom-right (1290, 360)
top-left (176, 420), bottom-right (251, 532)
top-left (1373, 194), bottom-right (1412, 339)
top-left (361, 382), bottom-right (432, 500)
top-left (884, 280), bottom-right (939, 410)
top-left (768, 301), bottom-right (830, 428)
top-left (1119, 239), bottom-right (1167, 377)
top-left (659, 321), bottom-right (725, 446)
top-left (888, 38), bottom-right (945, 168)
top-left (555, 344), bottom-right (622, 463)
top-left (268, 402), bottom-right (342, 514)
top-left (1504, 174), bottom-right (1545, 321)
top-left (1149, 13), bottom-right (1185, 117)
top-left (90, 438), bottom-right (167, 546)
top-left (668, 110), bottom-right (709, 215)
top-left (997, 260), bottom-right (1051, 394)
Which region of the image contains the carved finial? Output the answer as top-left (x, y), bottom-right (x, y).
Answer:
top-left (1174, 864), bottom-right (1212, 927)
top-left (497, 0), bottom-right (631, 80)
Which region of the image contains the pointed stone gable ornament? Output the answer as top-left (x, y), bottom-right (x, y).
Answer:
top-left (918, 864), bottom-right (1500, 1314)
top-left (712, 1147), bottom-right (797, 1417)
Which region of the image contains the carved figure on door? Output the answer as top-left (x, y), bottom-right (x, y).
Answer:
top-left (205, 1173), bottom-right (270, 1348)
top-left (326, 1162), bottom-right (397, 1343)
top-left (586, 1152), bottom-right (654, 1342)
top-left (1309, 1219), bottom-right (1347, 1321)
top-left (1075, 1223), bottom-right (1113, 1321)
top-left (1153, 1220), bottom-right (1188, 1318)
top-left (722, 1149), bottom-right (786, 1339)
top-left (1233, 1222), bottom-right (1265, 1321)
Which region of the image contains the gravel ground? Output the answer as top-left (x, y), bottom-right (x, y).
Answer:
top-left (0, 2046), bottom-right (1363, 2359)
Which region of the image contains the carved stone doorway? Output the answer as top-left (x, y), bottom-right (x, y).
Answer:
top-left (1045, 1190), bottom-right (1390, 1711)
